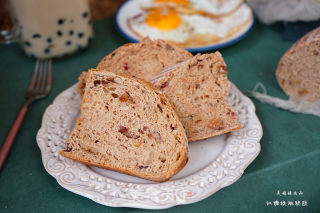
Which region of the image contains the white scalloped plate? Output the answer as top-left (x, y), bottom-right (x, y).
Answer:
top-left (36, 82), bottom-right (262, 209)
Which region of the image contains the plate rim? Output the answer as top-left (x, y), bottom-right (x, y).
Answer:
top-left (114, 0), bottom-right (255, 52)
top-left (36, 81), bottom-right (262, 209)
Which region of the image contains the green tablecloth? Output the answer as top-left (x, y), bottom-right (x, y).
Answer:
top-left (0, 18), bottom-right (319, 213)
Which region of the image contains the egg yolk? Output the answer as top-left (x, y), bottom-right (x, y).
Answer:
top-left (145, 8), bottom-right (181, 31)
top-left (154, 0), bottom-right (189, 6)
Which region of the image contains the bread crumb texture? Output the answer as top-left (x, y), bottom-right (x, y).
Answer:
top-left (76, 37), bottom-right (193, 96)
top-left (61, 70), bottom-right (188, 182)
top-left (276, 27), bottom-right (320, 102)
top-left (154, 52), bottom-right (241, 141)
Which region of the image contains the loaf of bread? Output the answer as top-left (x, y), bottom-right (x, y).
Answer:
top-left (77, 38), bottom-right (193, 96)
top-left (61, 70), bottom-right (188, 182)
top-left (276, 27), bottom-right (320, 102)
top-left (151, 53), bottom-right (241, 141)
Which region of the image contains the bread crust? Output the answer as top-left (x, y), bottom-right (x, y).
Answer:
top-left (152, 52), bottom-right (241, 142)
top-left (96, 37), bottom-right (192, 79)
top-left (75, 38), bottom-right (193, 97)
top-left (276, 27), bottom-right (320, 102)
top-left (61, 148), bottom-right (188, 182)
top-left (62, 70), bottom-right (189, 182)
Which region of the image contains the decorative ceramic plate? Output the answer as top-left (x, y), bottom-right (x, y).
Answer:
top-left (36, 82), bottom-right (262, 209)
top-left (114, 0), bottom-right (255, 52)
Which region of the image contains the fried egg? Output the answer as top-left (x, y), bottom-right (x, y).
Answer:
top-left (129, 8), bottom-right (193, 43)
top-left (138, 0), bottom-right (244, 16)
top-left (128, 4), bottom-right (252, 46)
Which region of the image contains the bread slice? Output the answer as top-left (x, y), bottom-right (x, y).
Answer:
top-left (77, 38), bottom-right (193, 96)
top-left (151, 52), bottom-right (241, 141)
top-left (97, 38), bottom-right (193, 80)
top-left (276, 27), bottom-right (320, 102)
top-left (61, 70), bottom-right (189, 182)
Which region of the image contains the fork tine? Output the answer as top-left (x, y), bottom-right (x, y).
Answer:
top-left (40, 60), bottom-right (48, 90)
top-left (27, 60), bottom-right (40, 91)
top-left (46, 59), bottom-right (52, 92)
top-left (35, 60), bottom-right (44, 90)
top-left (25, 59), bottom-right (52, 98)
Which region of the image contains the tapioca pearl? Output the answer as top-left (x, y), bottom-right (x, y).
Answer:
top-left (44, 48), bottom-right (51, 54)
top-left (32, 33), bottom-right (41, 38)
top-left (47, 37), bottom-right (53, 43)
top-left (69, 30), bottom-right (74, 36)
top-left (57, 31), bottom-right (63, 36)
top-left (58, 19), bottom-right (66, 25)
top-left (82, 11), bottom-right (88, 18)
top-left (65, 40), bottom-right (72, 46)
top-left (70, 19), bottom-right (74, 23)
top-left (24, 41), bottom-right (31, 47)
top-left (78, 32), bottom-right (84, 38)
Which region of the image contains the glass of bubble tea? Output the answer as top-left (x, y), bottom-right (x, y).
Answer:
top-left (2, 0), bottom-right (93, 59)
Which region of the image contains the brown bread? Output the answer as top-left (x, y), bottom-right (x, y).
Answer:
top-left (61, 70), bottom-right (188, 182)
top-left (276, 27), bottom-right (320, 102)
top-left (77, 38), bottom-right (193, 96)
top-left (151, 53), bottom-right (241, 141)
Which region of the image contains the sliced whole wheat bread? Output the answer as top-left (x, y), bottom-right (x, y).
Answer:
top-left (276, 27), bottom-right (320, 102)
top-left (77, 38), bottom-right (193, 96)
top-left (61, 70), bottom-right (188, 182)
top-left (151, 52), bottom-right (241, 141)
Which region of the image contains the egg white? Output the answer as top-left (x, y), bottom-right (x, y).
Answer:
top-left (138, 0), bottom-right (244, 16)
top-left (189, 0), bottom-right (244, 15)
top-left (181, 4), bottom-right (251, 38)
top-left (128, 4), bottom-right (252, 44)
top-left (129, 12), bottom-right (193, 43)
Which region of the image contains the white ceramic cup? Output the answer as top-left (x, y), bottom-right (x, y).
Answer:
top-left (7, 0), bottom-right (93, 59)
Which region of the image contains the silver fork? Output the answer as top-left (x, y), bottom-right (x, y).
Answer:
top-left (0, 59), bottom-right (52, 170)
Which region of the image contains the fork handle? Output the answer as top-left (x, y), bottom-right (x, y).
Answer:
top-left (0, 105), bottom-right (28, 171)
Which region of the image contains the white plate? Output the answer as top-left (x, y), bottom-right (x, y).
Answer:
top-left (114, 0), bottom-right (255, 52)
top-left (37, 82), bottom-right (262, 209)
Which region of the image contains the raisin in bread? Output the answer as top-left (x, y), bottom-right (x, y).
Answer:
top-left (151, 52), bottom-right (241, 141)
top-left (77, 37), bottom-right (193, 96)
top-left (61, 70), bottom-right (188, 182)
top-left (276, 27), bottom-right (320, 102)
